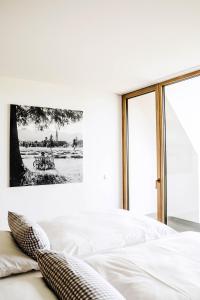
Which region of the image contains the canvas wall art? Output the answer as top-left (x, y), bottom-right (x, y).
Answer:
top-left (10, 104), bottom-right (83, 187)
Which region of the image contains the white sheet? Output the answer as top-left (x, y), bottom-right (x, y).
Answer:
top-left (0, 271), bottom-right (57, 300)
top-left (85, 232), bottom-right (200, 300)
top-left (40, 209), bottom-right (176, 257)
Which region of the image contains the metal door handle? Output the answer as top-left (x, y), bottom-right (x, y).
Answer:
top-left (155, 178), bottom-right (161, 189)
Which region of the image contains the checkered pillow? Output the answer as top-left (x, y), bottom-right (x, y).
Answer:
top-left (8, 212), bottom-right (50, 260)
top-left (36, 250), bottom-right (125, 300)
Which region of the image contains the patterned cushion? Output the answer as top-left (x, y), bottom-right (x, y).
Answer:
top-left (8, 211), bottom-right (50, 260)
top-left (36, 250), bottom-right (125, 300)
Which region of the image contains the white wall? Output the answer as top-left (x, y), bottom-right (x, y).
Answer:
top-left (0, 77), bottom-right (122, 229)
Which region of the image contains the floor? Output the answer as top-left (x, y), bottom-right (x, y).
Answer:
top-left (167, 216), bottom-right (200, 232)
top-left (147, 213), bottom-right (200, 232)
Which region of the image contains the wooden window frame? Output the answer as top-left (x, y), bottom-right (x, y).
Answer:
top-left (122, 69), bottom-right (200, 223)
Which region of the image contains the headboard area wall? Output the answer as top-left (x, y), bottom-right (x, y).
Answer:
top-left (0, 77), bottom-right (122, 229)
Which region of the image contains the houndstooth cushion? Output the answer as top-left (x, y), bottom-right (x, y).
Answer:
top-left (8, 212), bottom-right (50, 260)
top-left (36, 250), bottom-right (125, 300)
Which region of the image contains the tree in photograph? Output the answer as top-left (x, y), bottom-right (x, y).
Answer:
top-left (10, 105), bottom-right (83, 187)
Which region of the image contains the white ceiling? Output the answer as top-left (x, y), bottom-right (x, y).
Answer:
top-left (0, 0), bottom-right (200, 94)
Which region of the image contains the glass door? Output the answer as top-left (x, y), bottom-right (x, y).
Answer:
top-left (165, 75), bottom-right (200, 231)
top-left (123, 70), bottom-right (200, 224)
top-left (127, 91), bottom-right (159, 219)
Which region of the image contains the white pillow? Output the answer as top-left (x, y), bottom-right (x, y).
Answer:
top-left (39, 209), bottom-right (176, 257)
top-left (0, 231), bottom-right (39, 278)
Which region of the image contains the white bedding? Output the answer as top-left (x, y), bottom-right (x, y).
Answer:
top-left (0, 210), bottom-right (177, 300)
top-left (85, 231), bottom-right (200, 300)
top-left (40, 209), bottom-right (175, 257)
top-left (0, 231), bottom-right (38, 278)
top-left (0, 271), bottom-right (57, 300)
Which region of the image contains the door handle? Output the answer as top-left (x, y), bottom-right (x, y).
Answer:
top-left (155, 178), bottom-right (161, 189)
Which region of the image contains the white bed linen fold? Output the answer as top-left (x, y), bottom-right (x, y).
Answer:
top-left (85, 232), bottom-right (200, 300)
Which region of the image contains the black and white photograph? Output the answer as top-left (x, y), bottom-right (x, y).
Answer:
top-left (10, 104), bottom-right (83, 187)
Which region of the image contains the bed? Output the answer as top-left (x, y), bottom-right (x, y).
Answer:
top-left (1, 232), bottom-right (200, 299)
top-left (0, 209), bottom-right (185, 300)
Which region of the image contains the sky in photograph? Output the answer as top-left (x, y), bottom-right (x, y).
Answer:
top-left (18, 119), bottom-right (83, 142)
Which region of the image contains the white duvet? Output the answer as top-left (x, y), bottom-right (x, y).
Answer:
top-left (40, 209), bottom-right (175, 257)
top-left (85, 231), bottom-right (200, 300)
